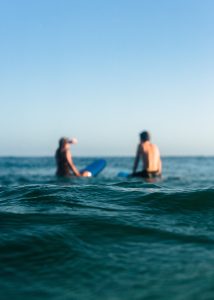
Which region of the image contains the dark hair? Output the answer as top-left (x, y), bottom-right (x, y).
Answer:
top-left (59, 137), bottom-right (67, 148)
top-left (140, 131), bottom-right (150, 142)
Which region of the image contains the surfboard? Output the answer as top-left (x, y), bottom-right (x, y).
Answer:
top-left (81, 159), bottom-right (106, 177)
top-left (117, 171), bottom-right (130, 178)
top-left (118, 171), bottom-right (161, 180)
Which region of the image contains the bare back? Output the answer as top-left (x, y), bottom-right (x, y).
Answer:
top-left (140, 141), bottom-right (161, 173)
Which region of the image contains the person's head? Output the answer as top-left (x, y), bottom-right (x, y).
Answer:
top-left (59, 137), bottom-right (68, 149)
top-left (58, 137), bottom-right (78, 149)
top-left (140, 131), bottom-right (150, 142)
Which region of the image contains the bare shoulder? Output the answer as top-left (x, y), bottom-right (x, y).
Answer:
top-left (152, 143), bottom-right (160, 155)
top-left (65, 148), bottom-right (71, 157)
top-left (142, 142), bottom-right (160, 154)
top-left (152, 143), bottom-right (159, 149)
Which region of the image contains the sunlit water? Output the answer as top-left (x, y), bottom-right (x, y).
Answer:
top-left (0, 157), bottom-right (214, 300)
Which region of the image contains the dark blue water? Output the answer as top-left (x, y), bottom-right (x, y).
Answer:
top-left (1, 157), bottom-right (214, 300)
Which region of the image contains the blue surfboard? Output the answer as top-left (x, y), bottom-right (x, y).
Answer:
top-left (81, 159), bottom-right (106, 177)
top-left (117, 171), bottom-right (130, 178)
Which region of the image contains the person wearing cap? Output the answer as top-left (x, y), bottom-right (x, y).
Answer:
top-left (132, 131), bottom-right (162, 178)
top-left (55, 137), bottom-right (82, 177)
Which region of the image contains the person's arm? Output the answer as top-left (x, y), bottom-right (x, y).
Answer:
top-left (155, 146), bottom-right (162, 175)
top-left (65, 150), bottom-right (81, 176)
top-left (158, 158), bottom-right (162, 175)
top-left (132, 144), bottom-right (140, 174)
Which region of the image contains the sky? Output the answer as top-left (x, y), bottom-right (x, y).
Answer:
top-left (0, 0), bottom-right (214, 156)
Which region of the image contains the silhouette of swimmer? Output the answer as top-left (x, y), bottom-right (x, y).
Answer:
top-left (132, 131), bottom-right (162, 178)
top-left (55, 137), bottom-right (90, 177)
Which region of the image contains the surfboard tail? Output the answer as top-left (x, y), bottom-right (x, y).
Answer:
top-left (81, 159), bottom-right (106, 177)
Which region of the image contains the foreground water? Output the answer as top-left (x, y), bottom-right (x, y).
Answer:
top-left (0, 156), bottom-right (214, 300)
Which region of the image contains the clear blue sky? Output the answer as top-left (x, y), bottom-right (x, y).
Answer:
top-left (0, 0), bottom-right (214, 156)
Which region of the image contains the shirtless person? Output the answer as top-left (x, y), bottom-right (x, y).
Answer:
top-left (55, 137), bottom-right (90, 177)
top-left (132, 131), bottom-right (162, 178)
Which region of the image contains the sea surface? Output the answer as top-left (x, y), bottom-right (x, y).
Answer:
top-left (0, 156), bottom-right (214, 300)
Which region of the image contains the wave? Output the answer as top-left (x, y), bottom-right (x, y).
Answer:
top-left (1, 184), bottom-right (214, 246)
top-left (1, 184), bottom-right (214, 212)
top-left (1, 208), bottom-right (214, 256)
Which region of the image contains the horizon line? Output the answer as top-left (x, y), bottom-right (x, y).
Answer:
top-left (0, 155), bottom-right (214, 158)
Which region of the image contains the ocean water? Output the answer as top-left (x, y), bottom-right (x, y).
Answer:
top-left (0, 156), bottom-right (214, 300)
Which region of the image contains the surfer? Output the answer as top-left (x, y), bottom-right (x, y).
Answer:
top-left (55, 137), bottom-right (89, 177)
top-left (132, 131), bottom-right (162, 178)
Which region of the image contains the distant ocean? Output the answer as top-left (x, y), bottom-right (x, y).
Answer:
top-left (1, 156), bottom-right (214, 300)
